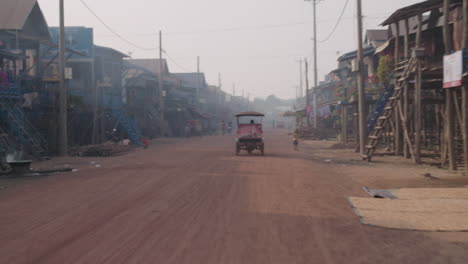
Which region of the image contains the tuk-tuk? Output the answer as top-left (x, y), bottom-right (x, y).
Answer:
top-left (235, 112), bottom-right (265, 156)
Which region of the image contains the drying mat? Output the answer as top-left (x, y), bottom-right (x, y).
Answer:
top-left (363, 187), bottom-right (468, 200)
top-left (349, 197), bottom-right (468, 231)
top-left (353, 208), bottom-right (468, 231)
top-left (349, 197), bottom-right (468, 213)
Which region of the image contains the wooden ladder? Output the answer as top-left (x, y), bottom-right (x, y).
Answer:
top-left (363, 58), bottom-right (416, 161)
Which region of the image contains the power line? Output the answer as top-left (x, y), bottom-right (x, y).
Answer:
top-left (319, 0), bottom-right (351, 43)
top-left (163, 51), bottom-right (193, 72)
top-left (164, 22), bottom-right (308, 36)
top-left (79, 0), bottom-right (191, 72)
top-left (93, 14), bottom-right (389, 39)
top-left (78, 0), bottom-right (158, 51)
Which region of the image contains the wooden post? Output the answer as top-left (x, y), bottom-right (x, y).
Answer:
top-left (404, 19), bottom-right (410, 58)
top-left (58, 0), bottom-right (68, 156)
top-left (403, 19), bottom-right (410, 158)
top-left (463, 0), bottom-right (468, 175)
top-left (343, 105), bottom-right (348, 144)
top-left (312, 0), bottom-right (319, 129)
top-left (354, 109), bottom-right (359, 150)
top-left (444, 0), bottom-right (456, 170)
top-left (414, 14), bottom-right (423, 164)
top-left (394, 22), bottom-right (402, 155)
top-left (305, 58), bottom-right (310, 128)
top-left (356, 0), bottom-right (367, 156)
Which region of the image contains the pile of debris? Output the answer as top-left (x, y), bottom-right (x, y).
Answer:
top-left (70, 142), bottom-right (134, 157)
top-left (296, 127), bottom-right (328, 140)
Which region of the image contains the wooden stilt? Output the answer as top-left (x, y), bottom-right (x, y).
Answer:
top-left (403, 19), bottom-right (410, 159)
top-left (414, 14), bottom-right (423, 164)
top-left (463, 85), bottom-right (468, 173)
top-left (415, 60), bottom-right (422, 163)
top-left (394, 22), bottom-right (402, 155)
top-left (443, 0), bottom-right (456, 170)
top-left (397, 99), bottom-right (417, 163)
top-left (342, 105), bottom-right (348, 144)
top-left (462, 0), bottom-right (468, 174)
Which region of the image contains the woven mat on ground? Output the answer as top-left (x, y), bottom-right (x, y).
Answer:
top-left (349, 196), bottom-right (468, 231)
top-left (363, 187), bottom-right (468, 199)
top-left (349, 197), bottom-right (468, 213)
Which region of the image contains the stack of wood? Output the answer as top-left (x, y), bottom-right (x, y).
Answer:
top-left (70, 143), bottom-right (134, 157)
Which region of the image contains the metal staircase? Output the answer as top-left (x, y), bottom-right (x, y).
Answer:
top-left (110, 108), bottom-right (143, 146)
top-left (0, 101), bottom-right (46, 158)
top-left (363, 58), bottom-right (416, 161)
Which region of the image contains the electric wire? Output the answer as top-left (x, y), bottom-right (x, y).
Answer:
top-left (319, 0), bottom-right (351, 43)
top-left (79, 0), bottom-right (158, 51)
top-left (163, 51), bottom-right (193, 72)
top-left (79, 0), bottom-right (194, 72)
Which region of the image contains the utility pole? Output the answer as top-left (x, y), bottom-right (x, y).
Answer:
top-left (233, 83), bottom-right (236, 96)
top-left (312, 0), bottom-right (318, 129)
top-left (218, 73), bottom-right (222, 89)
top-left (304, 0), bottom-right (319, 128)
top-left (356, 0), bottom-right (367, 156)
top-left (197, 56), bottom-right (200, 105)
top-left (158, 30), bottom-right (165, 134)
top-left (305, 58), bottom-right (310, 128)
top-left (297, 59), bottom-right (303, 102)
top-left (218, 73), bottom-right (222, 104)
top-left (58, 0), bottom-right (68, 156)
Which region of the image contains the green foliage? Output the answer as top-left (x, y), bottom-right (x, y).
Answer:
top-left (377, 55), bottom-right (393, 88)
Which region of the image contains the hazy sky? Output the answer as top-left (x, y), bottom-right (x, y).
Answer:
top-left (37, 0), bottom-right (421, 99)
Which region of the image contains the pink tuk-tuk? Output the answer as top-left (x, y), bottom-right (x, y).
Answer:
top-left (235, 112), bottom-right (265, 156)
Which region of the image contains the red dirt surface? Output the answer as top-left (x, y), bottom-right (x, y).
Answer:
top-left (0, 131), bottom-right (467, 264)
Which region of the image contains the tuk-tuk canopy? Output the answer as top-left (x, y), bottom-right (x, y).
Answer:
top-left (235, 111), bottom-right (265, 117)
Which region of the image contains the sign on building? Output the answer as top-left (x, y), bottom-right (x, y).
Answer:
top-left (65, 67), bottom-right (73, 80)
top-left (443, 51), bottom-right (463, 88)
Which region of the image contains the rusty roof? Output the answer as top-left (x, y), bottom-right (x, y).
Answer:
top-left (126, 59), bottom-right (170, 75)
top-left (0, 0), bottom-right (39, 29)
top-left (381, 0), bottom-right (445, 26)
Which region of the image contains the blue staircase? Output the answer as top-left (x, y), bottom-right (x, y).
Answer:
top-left (110, 108), bottom-right (143, 146)
top-left (366, 86), bottom-right (394, 134)
top-left (0, 83), bottom-right (47, 157)
top-left (0, 102), bottom-right (46, 157)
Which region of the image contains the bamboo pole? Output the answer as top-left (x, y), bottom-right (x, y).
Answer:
top-left (394, 22), bottom-right (402, 155)
top-left (403, 19), bottom-right (410, 158)
top-left (444, 0), bottom-right (456, 170)
top-left (414, 14), bottom-right (423, 164)
top-left (462, 0), bottom-right (468, 174)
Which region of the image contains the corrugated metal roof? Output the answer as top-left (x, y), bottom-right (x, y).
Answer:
top-left (0, 0), bottom-right (38, 30)
top-left (173, 72), bottom-right (207, 89)
top-left (95, 45), bottom-right (129, 58)
top-left (365, 30), bottom-right (389, 43)
top-left (126, 59), bottom-right (169, 75)
top-left (124, 59), bottom-right (181, 85)
top-left (338, 46), bottom-right (376, 62)
top-left (380, 0), bottom-right (458, 26)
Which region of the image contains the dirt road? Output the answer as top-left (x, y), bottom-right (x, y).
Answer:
top-left (0, 131), bottom-right (467, 264)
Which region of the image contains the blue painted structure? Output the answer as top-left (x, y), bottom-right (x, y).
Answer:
top-left (0, 84), bottom-right (46, 157)
top-left (366, 86), bottom-right (394, 133)
top-left (46, 27), bottom-right (94, 60)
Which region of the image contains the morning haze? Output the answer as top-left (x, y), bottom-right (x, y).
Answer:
top-left (38, 0), bottom-right (420, 99)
